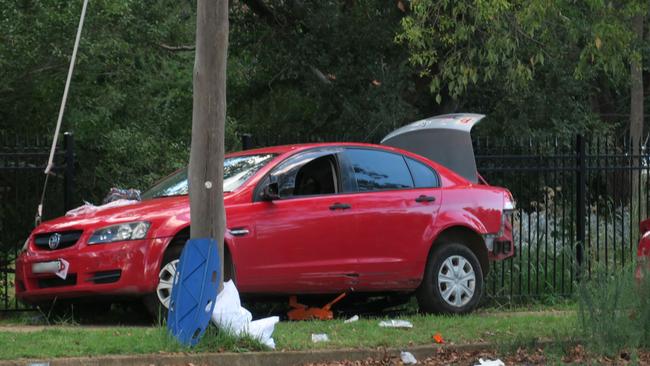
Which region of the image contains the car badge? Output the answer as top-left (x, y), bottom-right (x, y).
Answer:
top-left (49, 233), bottom-right (62, 250)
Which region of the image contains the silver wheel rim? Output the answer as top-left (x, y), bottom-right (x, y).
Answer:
top-left (437, 255), bottom-right (476, 308)
top-left (157, 259), bottom-right (179, 309)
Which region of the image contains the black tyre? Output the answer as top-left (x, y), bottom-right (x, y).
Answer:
top-left (143, 245), bottom-right (236, 320)
top-left (143, 245), bottom-right (182, 321)
top-left (416, 242), bottom-right (483, 314)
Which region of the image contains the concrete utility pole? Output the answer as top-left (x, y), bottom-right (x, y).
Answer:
top-left (189, 0), bottom-right (229, 291)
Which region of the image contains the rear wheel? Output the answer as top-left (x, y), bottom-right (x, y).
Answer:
top-left (416, 242), bottom-right (483, 314)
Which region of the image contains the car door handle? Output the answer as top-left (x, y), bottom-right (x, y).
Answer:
top-left (415, 195), bottom-right (436, 203)
top-left (329, 203), bottom-right (351, 210)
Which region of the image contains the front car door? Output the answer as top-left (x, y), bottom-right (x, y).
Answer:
top-left (341, 148), bottom-right (442, 291)
top-left (236, 148), bottom-right (359, 294)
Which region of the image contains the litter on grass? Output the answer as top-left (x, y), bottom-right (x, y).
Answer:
top-left (432, 332), bottom-right (444, 344)
top-left (311, 333), bottom-right (330, 343)
top-left (474, 358), bottom-right (505, 366)
top-left (400, 351), bottom-right (417, 364)
top-left (211, 280), bottom-right (279, 349)
top-left (378, 319), bottom-right (413, 328)
top-left (344, 315), bottom-right (359, 323)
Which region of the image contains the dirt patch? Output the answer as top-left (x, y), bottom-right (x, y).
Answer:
top-left (302, 346), bottom-right (650, 365)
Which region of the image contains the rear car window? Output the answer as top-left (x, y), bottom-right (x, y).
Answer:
top-left (345, 148), bottom-right (413, 191)
top-left (405, 157), bottom-right (439, 188)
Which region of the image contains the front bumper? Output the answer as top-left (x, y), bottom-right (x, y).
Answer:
top-left (15, 237), bottom-right (169, 304)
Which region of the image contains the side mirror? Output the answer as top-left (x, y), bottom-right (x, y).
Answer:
top-left (260, 182), bottom-right (280, 201)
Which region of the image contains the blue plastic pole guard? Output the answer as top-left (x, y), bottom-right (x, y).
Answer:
top-left (167, 237), bottom-right (221, 347)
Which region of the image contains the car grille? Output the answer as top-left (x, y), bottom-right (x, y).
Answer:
top-left (33, 231), bottom-right (83, 251)
top-left (38, 274), bottom-right (77, 288)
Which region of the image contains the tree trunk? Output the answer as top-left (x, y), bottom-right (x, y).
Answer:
top-left (189, 0), bottom-right (229, 291)
top-left (630, 13), bottom-right (644, 219)
top-left (630, 14), bottom-right (644, 149)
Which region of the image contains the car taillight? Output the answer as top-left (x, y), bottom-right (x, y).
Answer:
top-left (499, 192), bottom-right (515, 235)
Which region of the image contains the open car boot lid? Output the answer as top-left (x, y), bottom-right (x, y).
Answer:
top-left (381, 113), bottom-right (485, 183)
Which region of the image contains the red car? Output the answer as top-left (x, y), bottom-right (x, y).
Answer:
top-left (637, 219), bottom-right (650, 281)
top-left (15, 114), bottom-right (514, 314)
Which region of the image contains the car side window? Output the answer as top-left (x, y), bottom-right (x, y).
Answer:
top-left (405, 157), bottom-right (440, 188)
top-left (269, 150), bottom-right (341, 198)
top-left (345, 148), bottom-right (414, 192)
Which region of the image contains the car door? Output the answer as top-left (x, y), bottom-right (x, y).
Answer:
top-left (237, 148), bottom-right (360, 294)
top-left (341, 148), bottom-right (442, 290)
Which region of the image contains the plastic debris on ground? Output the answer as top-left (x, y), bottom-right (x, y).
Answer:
top-left (344, 315), bottom-right (359, 323)
top-left (400, 351), bottom-right (417, 364)
top-left (311, 333), bottom-right (330, 343)
top-left (102, 187), bottom-right (141, 203)
top-left (432, 332), bottom-right (444, 344)
top-left (65, 199), bottom-right (139, 217)
top-left (378, 319), bottom-right (413, 328)
top-left (211, 280), bottom-right (279, 349)
top-left (474, 358), bottom-right (505, 366)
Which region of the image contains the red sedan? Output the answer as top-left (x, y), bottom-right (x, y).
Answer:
top-left (637, 219), bottom-right (650, 281)
top-left (15, 114), bottom-right (514, 314)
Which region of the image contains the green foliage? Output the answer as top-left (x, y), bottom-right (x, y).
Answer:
top-left (577, 264), bottom-right (650, 356)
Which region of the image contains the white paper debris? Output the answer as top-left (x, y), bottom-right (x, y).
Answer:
top-left (344, 315), bottom-right (359, 323)
top-left (311, 333), bottom-right (329, 343)
top-left (474, 359), bottom-right (505, 366)
top-left (211, 280), bottom-right (279, 349)
top-left (55, 258), bottom-right (69, 280)
top-left (378, 319), bottom-right (413, 328)
top-left (400, 351), bottom-right (417, 364)
top-left (65, 199), bottom-right (139, 217)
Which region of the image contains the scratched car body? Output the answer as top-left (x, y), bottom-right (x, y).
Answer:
top-left (15, 114), bottom-right (515, 314)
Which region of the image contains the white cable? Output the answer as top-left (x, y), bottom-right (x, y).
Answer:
top-left (44, 0), bottom-right (89, 175)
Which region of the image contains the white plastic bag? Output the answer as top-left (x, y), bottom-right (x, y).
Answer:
top-left (378, 319), bottom-right (413, 328)
top-left (400, 351), bottom-right (417, 364)
top-left (311, 333), bottom-right (329, 343)
top-left (474, 359), bottom-right (505, 366)
top-left (211, 280), bottom-right (279, 349)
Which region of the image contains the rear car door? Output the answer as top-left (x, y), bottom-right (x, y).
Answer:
top-left (341, 148), bottom-right (442, 290)
top-left (237, 148), bottom-right (360, 294)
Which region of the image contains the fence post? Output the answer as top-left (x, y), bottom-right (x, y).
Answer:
top-left (575, 134), bottom-right (586, 279)
top-left (241, 133), bottom-right (253, 150)
top-left (64, 132), bottom-right (75, 212)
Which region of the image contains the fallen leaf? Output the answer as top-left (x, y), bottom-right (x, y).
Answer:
top-left (371, 79), bottom-right (381, 86)
top-left (595, 36), bottom-right (602, 50)
top-left (397, 0), bottom-right (406, 12)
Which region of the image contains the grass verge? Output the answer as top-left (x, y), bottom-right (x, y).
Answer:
top-left (0, 310), bottom-right (577, 360)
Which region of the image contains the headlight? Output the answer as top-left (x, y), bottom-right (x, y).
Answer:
top-left (88, 221), bottom-right (151, 244)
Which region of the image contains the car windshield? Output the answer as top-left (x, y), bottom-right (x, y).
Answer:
top-left (142, 153), bottom-right (276, 199)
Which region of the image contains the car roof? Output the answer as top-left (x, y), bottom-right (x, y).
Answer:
top-left (227, 142), bottom-right (413, 158)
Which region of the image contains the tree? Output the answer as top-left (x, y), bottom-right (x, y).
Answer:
top-left (189, 0), bottom-right (229, 291)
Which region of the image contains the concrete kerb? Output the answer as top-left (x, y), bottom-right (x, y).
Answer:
top-left (0, 342), bottom-right (560, 366)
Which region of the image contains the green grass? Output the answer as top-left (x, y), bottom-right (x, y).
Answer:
top-left (0, 310), bottom-right (578, 360)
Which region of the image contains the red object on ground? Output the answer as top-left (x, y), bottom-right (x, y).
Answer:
top-left (287, 293), bottom-right (347, 321)
top-left (15, 141), bottom-right (514, 314)
top-left (433, 332), bottom-right (444, 344)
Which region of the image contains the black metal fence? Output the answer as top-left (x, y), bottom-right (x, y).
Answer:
top-left (476, 135), bottom-right (649, 300)
top-left (0, 131), bottom-right (647, 311)
top-left (0, 132), bottom-right (75, 311)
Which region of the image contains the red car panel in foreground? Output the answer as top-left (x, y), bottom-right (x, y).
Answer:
top-left (15, 114), bottom-right (515, 314)
top-left (637, 219), bottom-right (650, 281)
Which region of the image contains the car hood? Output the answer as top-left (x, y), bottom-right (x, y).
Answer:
top-left (33, 193), bottom-right (233, 234)
top-left (33, 196), bottom-right (190, 234)
top-left (381, 113), bottom-right (484, 183)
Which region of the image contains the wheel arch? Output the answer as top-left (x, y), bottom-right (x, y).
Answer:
top-left (158, 225), bottom-right (236, 281)
top-left (429, 225), bottom-right (489, 276)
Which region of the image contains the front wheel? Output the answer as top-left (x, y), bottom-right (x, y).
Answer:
top-left (416, 243), bottom-right (483, 314)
